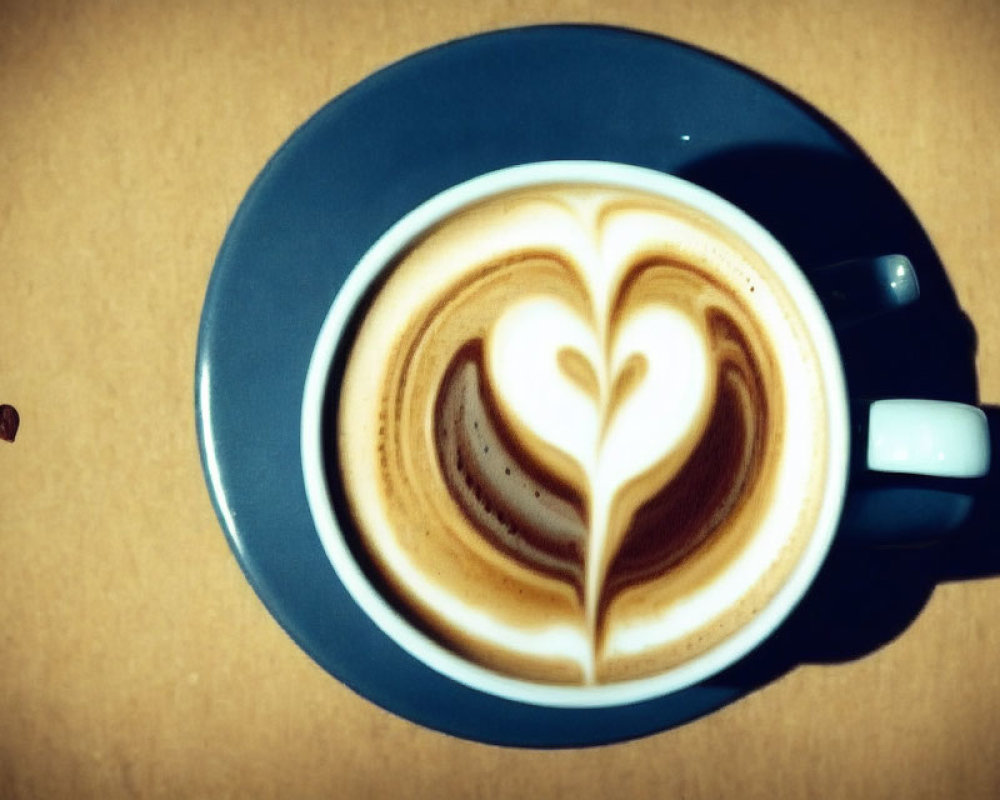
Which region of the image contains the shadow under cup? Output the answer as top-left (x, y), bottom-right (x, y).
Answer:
top-left (301, 160), bottom-right (854, 708)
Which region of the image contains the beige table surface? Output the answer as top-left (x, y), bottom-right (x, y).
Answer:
top-left (2, 0), bottom-right (1000, 797)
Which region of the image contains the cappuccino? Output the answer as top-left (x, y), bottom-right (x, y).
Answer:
top-left (333, 181), bottom-right (829, 684)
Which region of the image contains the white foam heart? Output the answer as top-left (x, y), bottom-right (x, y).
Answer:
top-left (487, 295), bottom-right (710, 622)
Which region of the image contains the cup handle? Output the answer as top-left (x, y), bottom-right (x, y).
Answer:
top-left (837, 400), bottom-right (991, 543)
top-left (807, 253), bottom-right (991, 541)
top-left (866, 399), bottom-right (990, 479)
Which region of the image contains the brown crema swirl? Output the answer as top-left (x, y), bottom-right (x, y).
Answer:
top-left (336, 185), bottom-right (823, 684)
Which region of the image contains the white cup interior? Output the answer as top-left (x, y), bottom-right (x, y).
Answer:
top-left (301, 161), bottom-right (850, 708)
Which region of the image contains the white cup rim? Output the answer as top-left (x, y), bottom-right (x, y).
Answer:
top-left (301, 160), bottom-right (850, 708)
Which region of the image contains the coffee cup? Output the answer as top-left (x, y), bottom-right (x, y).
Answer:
top-left (301, 161), bottom-right (990, 708)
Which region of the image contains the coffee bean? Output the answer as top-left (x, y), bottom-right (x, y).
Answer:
top-left (0, 405), bottom-right (19, 442)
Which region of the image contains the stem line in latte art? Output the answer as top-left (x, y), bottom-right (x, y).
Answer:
top-left (338, 186), bottom-right (794, 684)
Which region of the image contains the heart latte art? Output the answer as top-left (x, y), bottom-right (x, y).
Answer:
top-left (335, 183), bottom-right (829, 684)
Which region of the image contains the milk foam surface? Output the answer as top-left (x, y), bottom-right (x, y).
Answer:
top-left (335, 184), bottom-right (829, 684)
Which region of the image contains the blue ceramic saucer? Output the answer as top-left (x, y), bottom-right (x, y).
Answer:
top-left (195, 25), bottom-right (970, 747)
